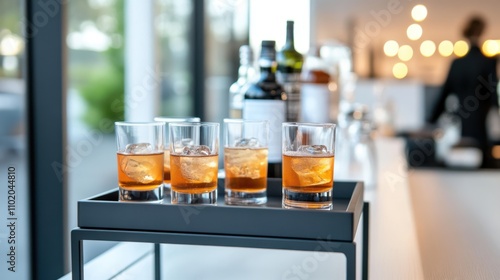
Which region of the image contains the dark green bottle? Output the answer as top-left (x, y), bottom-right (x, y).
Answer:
top-left (277, 21), bottom-right (304, 122)
top-left (243, 40), bottom-right (286, 177)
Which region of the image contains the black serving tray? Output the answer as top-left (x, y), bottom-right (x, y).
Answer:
top-left (78, 179), bottom-right (364, 242)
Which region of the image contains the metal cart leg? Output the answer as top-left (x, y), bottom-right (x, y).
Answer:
top-left (363, 202), bottom-right (370, 280)
top-left (71, 230), bottom-right (83, 280)
top-left (154, 243), bottom-right (161, 280)
top-left (343, 243), bottom-right (356, 280)
top-left (346, 244), bottom-right (356, 280)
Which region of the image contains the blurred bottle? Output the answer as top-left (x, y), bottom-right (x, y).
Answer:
top-left (319, 41), bottom-right (353, 122)
top-left (372, 82), bottom-right (395, 137)
top-left (335, 105), bottom-right (377, 190)
top-left (337, 72), bottom-right (358, 129)
top-left (229, 45), bottom-right (255, 118)
top-left (243, 40), bottom-right (286, 177)
top-left (277, 20), bottom-right (303, 122)
top-left (435, 109), bottom-right (462, 163)
top-left (300, 46), bottom-right (332, 123)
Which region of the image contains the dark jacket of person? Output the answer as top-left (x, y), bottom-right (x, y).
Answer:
top-left (430, 45), bottom-right (498, 166)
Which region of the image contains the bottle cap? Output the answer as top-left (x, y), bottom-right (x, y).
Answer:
top-left (260, 40), bottom-right (276, 61)
top-left (261, 40), bottom-right (276, 48)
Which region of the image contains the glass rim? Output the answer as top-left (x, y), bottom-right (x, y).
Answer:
top-left (154, 116), bottom-right (201, 122)
top-left (223, 118), bottom-right (269, 124)
top-left (282, 122), bottom-right (336, 128)
top-left (168, 122), bottom-right (220, 127)
top-left (115, 121), bottom-right (164, 127)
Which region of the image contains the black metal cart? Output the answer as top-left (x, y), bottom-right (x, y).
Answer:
top-left (71, 179), bottom-right (369, 280)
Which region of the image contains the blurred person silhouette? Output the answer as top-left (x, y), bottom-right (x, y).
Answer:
top-left (430, 15), bottom-right (499, 168)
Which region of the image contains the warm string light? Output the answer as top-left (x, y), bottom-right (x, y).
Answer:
top-left (482, 40), bottom-right (500, 57)
top-left (411, 5), bottom-right (427, 22)
top-left (407, 24), bottom-right (423, 41)
top-left (393, 62), bottom-right (408, 79)
top-left (420, 40), bottom-right (436, 57)
top-left (382, 4), bottom-right (491, 79)
top-left (385, 4), bottom-right (428, 78)
top-left (438, 40), bottom-right (454, 57)
top-left (384, 40), bottom-right (399, 57)
top-left (454, 40), bottom-right (469, 57)
top-left (398, 45), bottom-right (413, 61)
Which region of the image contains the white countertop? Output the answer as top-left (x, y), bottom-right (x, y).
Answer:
top-left (364, 138), bottom-right (425, 279)
top-left (409, 167), bottom-right (500, 279)
top-left (369, 137), bottom-right (500, 279)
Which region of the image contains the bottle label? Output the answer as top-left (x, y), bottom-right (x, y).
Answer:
top-left (243, 99), bottom-right (286, 163)
top-left (300, 83), bottom-right (331, 123)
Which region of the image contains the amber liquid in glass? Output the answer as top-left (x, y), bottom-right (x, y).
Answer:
top-left (224, 147), bottom-right (268, 192)
top-left (117, 152), bottom-right (164, 191)
top-left (170, 154), bottom-right (219, 194)
top-left (282, 152), bottom-right (334, 193)
top-left (162, 149), bottom-right (171, 184)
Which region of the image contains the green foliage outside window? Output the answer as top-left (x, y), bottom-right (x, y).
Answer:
top-left (72, 0), bottom-right (125, 133)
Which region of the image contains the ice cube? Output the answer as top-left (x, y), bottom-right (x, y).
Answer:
top-left (121, 158), bottom-right (155, 184)
top-left (291, 157), bottom-right (331, 186)
top-left (234, 137), bottom-right (260, 148)
top-left (181, 145), bottom-right (211, 155)
top-left (297, 145), bottom-right (328, 155)
top-left (125, 143), bottom-right (153, 154)
top-left (226, 149), bottom-right (263, 179)
top-left (173, 139), bottom-right (193, 153)
top-left (180, 156), bottom-right (217, 183)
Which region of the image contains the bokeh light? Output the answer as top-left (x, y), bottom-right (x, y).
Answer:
top-left (493, 145), bottom-right (500, 159)
top-left (420, 40), bottom-right (436, 57)
top-left (411, 5), bottom-right (428, 22)
top-left (0, 34), bottom-right (24, 56)
top-left (393, 62), bottom-right (408, 79)
top-left (454, 40), bottom-right (469, 57)
top-left (438, 40), bottom-right (454, 57)
top-left (482, 40), bottom-right (500, 57)
top-left (384, 40), bottom-right (399, 57)
top-left (407, 24), bottom-right (422, 41)
top-left (398, 45), bottom-right (413, 61)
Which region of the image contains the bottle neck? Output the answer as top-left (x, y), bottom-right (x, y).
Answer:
top-left (284, 24), bottom-right (295, 49)
top-left (237, 46), bottom-right (253, 82)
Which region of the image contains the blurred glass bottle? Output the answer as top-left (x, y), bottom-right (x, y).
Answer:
top-left (243, 40), bottom-right (286, 177)
top-left (229, 45), bottom-right (255, 118)
top-left (336, 105), bottom-right (377, 190)
top-left (300, 46), bottom-right (331, 123)
top-left (277, 20), bottom-right (303, 122)
top-left (319, 41), bottom-right (353, 122)
top-left (434, 95), bottom-right (462, 163)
